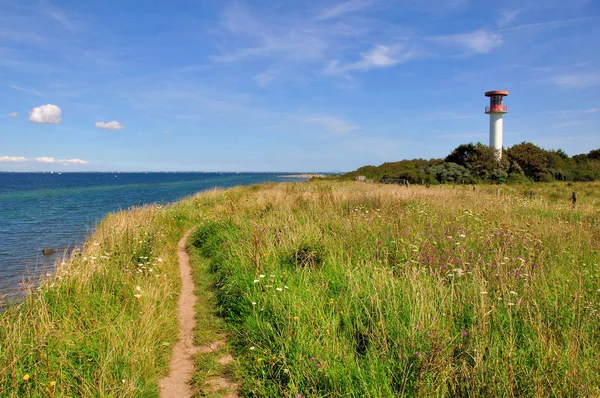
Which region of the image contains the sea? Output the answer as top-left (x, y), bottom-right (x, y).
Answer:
top-left (0, 172), bottom-right (307, 306)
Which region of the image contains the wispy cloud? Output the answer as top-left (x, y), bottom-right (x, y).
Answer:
top-left (497, 9), bottom-right (520, 27)
top-left (325, 43), bottom-right (417, 74)
top-left (9, 84), bottom-right (46, 97)
top-left (497, 17), bottom-right (597, 33)
top-left (549, 72), bottom-right (600, 88)
top-left (8, 112), bottom-right (18, 118)
top-left (305, 116), bottom-right (359, 135)
top-left (551, 120), bottom-right (585, 129)
top-left (316, 0), bottom-right (373, 21)
top-left (95, 121), bottom-right (125, 130)
top-left (29, 104), bottom-right (62, 124)
top-left (432, 29), bottom-right (503, 55)
top-left (40, 0), bottom-right (74, 30)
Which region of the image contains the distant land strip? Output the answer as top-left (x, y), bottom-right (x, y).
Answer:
top-left (279, 173), bottom-right (323, 178)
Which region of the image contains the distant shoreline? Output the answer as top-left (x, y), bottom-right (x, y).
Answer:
top-left (279, 173), bottom-right (323, 178)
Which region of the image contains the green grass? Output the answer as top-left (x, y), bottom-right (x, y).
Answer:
top-left (2, 181), bottom-right (599, 397)
top-left (189, 181), bottom-right (600, 397)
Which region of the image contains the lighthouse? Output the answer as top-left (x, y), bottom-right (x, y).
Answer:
top-left (484, 90), bottom-right (508, 160)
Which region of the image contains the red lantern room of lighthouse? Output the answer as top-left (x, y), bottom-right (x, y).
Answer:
top-left (485, 90), bottom-right (508, 114)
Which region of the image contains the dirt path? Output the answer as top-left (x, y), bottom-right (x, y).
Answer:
top-left (160, 229), bottom-right (239, 398)
top-left (160, 230), bottom-right (199, 398)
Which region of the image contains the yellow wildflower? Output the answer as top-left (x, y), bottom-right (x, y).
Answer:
top-left (23, 374), bottom-right (30, 381)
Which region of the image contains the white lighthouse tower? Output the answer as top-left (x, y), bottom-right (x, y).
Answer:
top-left (484, 90), bottom-right (508, 160)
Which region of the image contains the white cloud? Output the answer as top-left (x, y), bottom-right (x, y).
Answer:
top-left (316, 0), bottom-right (373, 21)
top-left (34, 156), bottom-right (88, 165)
top-left (29, 104), bottom-right (62, 124)
top-left (95, 121), bottom-right (125, 130)
top-left (325, 44), bottom-right (416, 74)
top-left (0, 156), bottom-right (27, 162)
top-left (550, 73), bottom-right (600, 88)
top-left (433, 30), bottom-right (503, 54)
top-left (165, 130), bottom-right (172, 134)
top-left (8, 112), bottom-right (18, 118)
top-left (497, 9), bottom-right (520, 27)
top-left (59, 158), bottom-right (88, 165)
top-left (35, 156), bottom-right (56, 163)
top-left (305, 116), bottom-right (359, 135)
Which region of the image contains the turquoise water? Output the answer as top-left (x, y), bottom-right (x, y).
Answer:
top-left (0, 172), bottom-right (304, 304)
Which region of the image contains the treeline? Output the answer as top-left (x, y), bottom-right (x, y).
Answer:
top-left (344, 142), bottom-right (600, 184)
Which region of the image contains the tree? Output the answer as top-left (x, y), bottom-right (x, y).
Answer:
top-left (445, 142), bottom-right (506, 182)
top-left (506, 142), bottom-right (550, 181)
top-left (588, 148), bottom-right (600, 160)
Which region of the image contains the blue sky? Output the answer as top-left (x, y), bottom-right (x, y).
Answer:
top-left (1, 0), bottom-right (599, 172)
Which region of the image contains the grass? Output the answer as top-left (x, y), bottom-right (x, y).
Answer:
top-left (188, 181), bottom-right (600, 397)
top-left (1, 181), bottom-right (599, 397)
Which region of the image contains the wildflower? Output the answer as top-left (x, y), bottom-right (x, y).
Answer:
top-left (259, 274), bottom-right (265, 278)
top-left (250, 346), bottom-right (256, 351)
top-left (507, 302), bottom-right (515, 306)
top-left (459, 234), bottom-right (466, 238)
top-left (270, 274), bottom-right (275, 278)
top-left (276, 287), bottom-right (283, 292)
top-left (462, 331), bottom-right (468, 336)
top-left (49, 381), bottom-right (56, 387)
top-left (329, 298), bottom-right (334, 304)
top-left (284, 285), bottom-right (289, 289)
top-left (253, 279), bottom-right (260, 283)
top-left (135, 286), bottom-right (142, 291)
top-left (134, 294), bottom-right (142, 300)
top-left (509, 291), bottom-right (517, 295)
top-left (293, 316), bottom-right (299, 321)
top-left (480, 291), bottom-right (488, 295)
top-left (23, 374), bottom-right (30, 381)
top-left (251, 302), bottom-right (257, 306)
top-left (122, 379), bottom-right (126, 383)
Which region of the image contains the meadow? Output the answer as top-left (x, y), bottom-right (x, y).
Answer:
top-left (1, 181), bottom-right (599, 397)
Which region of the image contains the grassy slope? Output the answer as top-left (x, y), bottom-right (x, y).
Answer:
top-left (0, 193), bottom-right (209, 397)
top-left (1, 182), bottom-right (599, 397)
